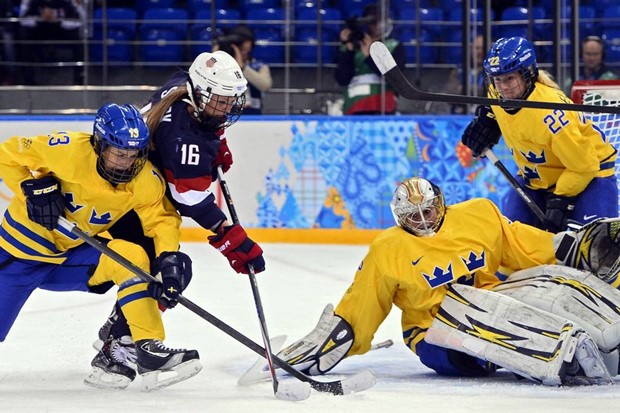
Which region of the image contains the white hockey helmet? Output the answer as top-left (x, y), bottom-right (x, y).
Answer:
top-left (186, 51), bottom-right (248, 129)
top-left (390, 177), bottom-right (446, 237)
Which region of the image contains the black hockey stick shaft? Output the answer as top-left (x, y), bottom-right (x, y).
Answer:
top-left (483, 149), bottom-right (546, 222)
top-left (369, 42), bottom-right (620, 114)
top-left (55, 216), bottom-right (346, 395)
top-left (217, 167), bottom-right (280, 396)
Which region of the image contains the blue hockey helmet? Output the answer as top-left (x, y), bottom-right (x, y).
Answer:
top-left (483, 37), bottom-right (538, 99)
top-left (93, 103), bottom-right (149, 184)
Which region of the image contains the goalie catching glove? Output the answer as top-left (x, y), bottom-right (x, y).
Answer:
top-left (461, 105), bottom-right (502, 157)
top-left (208, 224), bottom-right (265, 274)
top-left (148, 251), bottom-right (193, 309)
top-left (277, 304), bottom-right (354, 375)
top-left (554, 217), bottom-right (620, 284)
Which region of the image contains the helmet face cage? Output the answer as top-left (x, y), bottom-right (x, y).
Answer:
top-left (193, 85), bottom-right (246, 130)
top-left (93, 103), bottom-right (149, 185)
top-left (390, 177), bottom-right (446, 237)
top-left (483, 37), bottom-right (538, 100)
top-left (187, 51), bottom-right (248, 130)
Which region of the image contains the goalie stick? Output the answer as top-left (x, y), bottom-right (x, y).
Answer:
top-left (369, 41), bottom-right (620, 114)
top-left (216, 167), bottom-right (301, 400)
top-left (56, 216), bottom-right (376, 397)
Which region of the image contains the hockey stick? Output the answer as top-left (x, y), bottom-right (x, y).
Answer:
top-left (483, 148), bottom-right (546, 222)
top-left (56, 217), bottom-right (375, 396)
top-left (369, 41), bottom-right (620, 114)
top-left (215, 167), bottom-right (307, 400)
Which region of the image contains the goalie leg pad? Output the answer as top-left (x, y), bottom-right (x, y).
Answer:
top-left (425, 284), bottom-right (613, 385)
top-left (276, 304), bottom-right (353, 375)
top-left (492, 265), bottom-right (620, 352)
top-left (554, 217), bottom-right (620, 285)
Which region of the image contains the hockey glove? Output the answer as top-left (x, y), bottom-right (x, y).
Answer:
top-left (208, 224), bottom-right (265, 274)
top-left (544, 194), bottom-right (576, 233)
top-left (214, 137), bottom-right (233, 173)
top-left (148, 251), bottom-right (193, 309)
top-left (21, 175), bottom-right (65, 231)
top-left (461, 105), bottom-right (502, 157)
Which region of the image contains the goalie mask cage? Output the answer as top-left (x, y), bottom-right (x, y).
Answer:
top-left (570, 79), bottom-right (620, 213)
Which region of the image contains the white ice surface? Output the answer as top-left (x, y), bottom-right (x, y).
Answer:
top-left (1, 243), bottom-right (619, 413)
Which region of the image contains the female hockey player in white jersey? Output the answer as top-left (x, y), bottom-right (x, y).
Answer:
top-left (276, 177), bottom-right (620, 386)
top-left (461, 36), bottom-right (618, 233)
top-left (0, 103), bottom-right (201, 391)
top-left (87, 51), bottom-right (266, 388)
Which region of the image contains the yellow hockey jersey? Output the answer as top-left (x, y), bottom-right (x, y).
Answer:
top-left (334, 198), bottom-right (556, 357)
top-left (491, 82), bottom-right (617, 196)
top-left (0, 131), bottom-right (181, 264)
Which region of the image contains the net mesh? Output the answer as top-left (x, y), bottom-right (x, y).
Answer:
top-left (571, 80), bottom-right (620, 212)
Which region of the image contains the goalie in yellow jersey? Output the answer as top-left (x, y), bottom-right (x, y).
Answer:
top-left (461, 36), bottom-right (618, 233)
top-left (276, 177), bottom-right (620, 386)
top-left (0, 103), bottom-right (201, 391)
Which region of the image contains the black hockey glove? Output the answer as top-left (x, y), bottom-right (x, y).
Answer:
top-left (148, 251), bottom-right (193, 309)
top-left (544, 194), bottom-right (576, 233)
top-left (461, 105), bottom-right (502, 157)
top-left (20, 175), bottom-right (65, 231)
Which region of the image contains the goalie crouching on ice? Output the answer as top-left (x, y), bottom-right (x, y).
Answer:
top-left (277, 177), bottom-right (620, 386)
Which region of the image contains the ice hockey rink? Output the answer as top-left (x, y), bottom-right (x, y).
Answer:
top-left (2, 242), bottom-right (620, 413)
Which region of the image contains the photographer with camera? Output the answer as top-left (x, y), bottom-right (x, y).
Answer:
top-left (214, 25), bottom-right (272, 115)
top-left (335, 3), bottom-right (405, 115)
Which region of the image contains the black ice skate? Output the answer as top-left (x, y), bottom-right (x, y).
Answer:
top-left (135, 339), bottom-right (202, 392)
top-left (84, 335), bottom-right (137, 390)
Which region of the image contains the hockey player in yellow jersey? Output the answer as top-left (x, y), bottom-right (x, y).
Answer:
top-left (0, 103), bottom-right (201, 391)
top-left (276, 177), bottom-right (620, 385)
top-left (461, 36), bottom-right (618, 233)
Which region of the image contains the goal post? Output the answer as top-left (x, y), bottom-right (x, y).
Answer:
top-left (570, 79), bottom-right (620, 213)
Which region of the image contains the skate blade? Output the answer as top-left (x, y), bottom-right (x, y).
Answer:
top-left (84, 367), bottom-right (133, 390)
top-left (140, 359), bottom-right (203, 392)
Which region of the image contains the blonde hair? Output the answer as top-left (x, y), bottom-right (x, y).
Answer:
top-left (537, 69), bottom-right (561, 90)
top-left (143, 87), bottom-right (190, 148)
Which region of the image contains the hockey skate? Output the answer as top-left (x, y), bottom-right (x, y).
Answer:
top-left (136, 339), bottom-right (202, 392)
top-left (561, 333), bottom-right (613, 386)
top-left (84, 335), bottom-right (137, 390)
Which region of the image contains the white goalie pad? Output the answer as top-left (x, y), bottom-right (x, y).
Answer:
top-left (492, 265), bottom-right (620, 352)
top-left (492, 264), bottom-right (620, 375)
top-left (425, 284), bottom-right (612, 386)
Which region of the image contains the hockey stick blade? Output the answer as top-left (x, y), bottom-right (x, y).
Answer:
top-left (56, 217), bottom-right (374, 397)
top-left (369, 41), bottom-right (620, 114)
top-left (274, 381), bottom-right (311, 401)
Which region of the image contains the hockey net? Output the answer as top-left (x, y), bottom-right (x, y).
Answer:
top-left (570, 80), bottom-right (620, 212)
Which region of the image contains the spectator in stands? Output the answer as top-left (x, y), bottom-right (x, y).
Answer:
top-left (564, 36), bottom-right (618, 94)
top-left (17, 0), bottom-right (85, 85)
top-left (443, 34), bottom-right (487, 114)
top-left (213, 25), bottom-right (272, 115)
top-left (335, 3), bottom-right (406, 115)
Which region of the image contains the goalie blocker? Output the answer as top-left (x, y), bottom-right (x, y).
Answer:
top-left (426, 283), bottom-right (613, 386)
